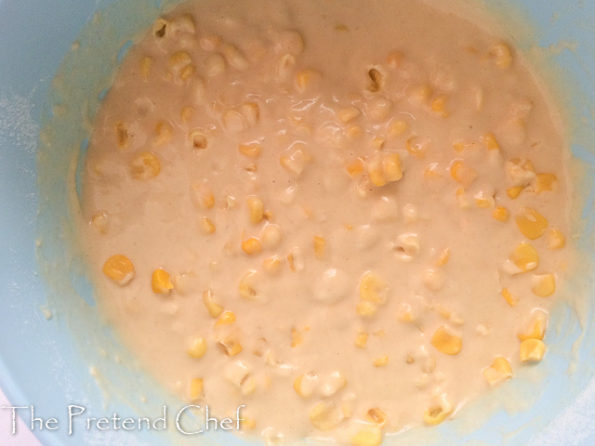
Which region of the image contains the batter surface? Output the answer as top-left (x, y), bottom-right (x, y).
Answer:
top-left (80, 0), bottom-right (570, 444)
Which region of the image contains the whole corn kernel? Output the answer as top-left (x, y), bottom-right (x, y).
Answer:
top-left (313, 236), bottom-right (326, 259)
top-left (280, 144), bottom-right (311, 176)
top-left (216, 310), bottom-right (237, 326)
top-left (90, 211), bottom-right (109, 234)
top-left (431, 326), bottom-right (462, 355)
top-left (247, 196), bottom-right (264, 224)
top-left (483, 357), bottom-right (512, 386)
top-left (423, 396), bottom-right (453, 425)
top-left (534, 173), bottom-right (557, 192)
top-left (431, 96), bottom-right (448, 117)
top-left (218, 337), bottom-right (243, 356)
top-left (406, 136), bottom-right (427, 159)
top-left (492, 206), bottom-right (510, 222)
top-left (189, 377), bottom-right (204, 401)
top-left (359, 272), bottom-right (387, 304)
top-left (187, 336), bottom-right (207, 359)
top-left (261, 224), bottom-right (282, 249)
top-left (520, 338), bottom-right (546, 363)
top-left (510, 242), bottom-right (539, 273)
top-left (532, 273), bottom-right (556, 297)
top-left (373, 355), bottom-right (389, 367)
top-left (130, 152), bottom-right (161, 180)
top-left (450, 160), bottom-right (477, 187)
top-left (382, 152), bottom-right (403, 182)
top-left (482, 132), bottom-right (500, 151)
top-left (346, 158), bottom-right (365, 178)
top-left (296, 69), bottom-right (321, 92)
top-left (151, 268), bottom-right (174, 294)
top-left (180, 106), bottom-right (194, 123)
top-left (294, 372), bottom-right (319, 398)
top-left (202, 289), bottom-right (223, 318)
top-left (366, 408), bottom-right (387, 426)
top-left (338, 106), bottom-right (361, 123)
top-left (238, 269), bottom-right (261, 301)
top-left (263, 255), bottom-right (283, 274)
top-left (546, 228), bottom-right (566, 249)
top-left (320, 371), bottom-right (347, 397)
top-left (506, 185), bottom-right (525, 199)
top-left (239, 142), bottom-right (262, 158)
top-left (356, 300), bottom-right (378, 317)
top-left (199, 216), bottom-right (216, 234)
top-left (189, 129), bottom-right (208, 150)
top-left (154, 121), bottom-right (173, 146)
top-left (518, 310), bottom-right (548, 341)
top-left (351, 425), bottom-right (383, 446)
top-left (500, 288), bottom-right (519, 307)
top-left (355, 331), bottom-right (369, 348)
top-left (102, 254), bottom-right (135, 285)
top-left (192, 183), bottom-right (215, 209)
top-left (308, 401), bottom-right (344, 431)
top-left (388, 119), bottom-right (408, 139)
top-left (240, 102), bottom-right (260, 126)
top-left (515, 208), bottom-right (548, 240)
top-left (241, 237), bottom-right (262, 255)
top-left (490, 42), bottom-right (513, 69)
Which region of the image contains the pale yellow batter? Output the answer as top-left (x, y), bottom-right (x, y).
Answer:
top-left (80, 0), bottom-right (570, 444)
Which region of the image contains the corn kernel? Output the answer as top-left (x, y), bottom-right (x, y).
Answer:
top-left (180, 64), bottom-right (196, 81)
top-left (518, 311), bottom-right (548, 341)
top-left (500, 288), bottom-right (519, 307)
top-left (239, 270), bottom-right (260, 300)
top-left (189, 129), bottom-right (208, 150)
top-left (338, 106), bottom-right (361, 123)
top-left (291, 327), bottom-right (303, 348)
top-left (280, 144), bottom-right (311, 176)
top-left (140, 56), bottom-right (153, 81)
top-left (483, 357), bottom-right (512, 386)
top-left (102, 254), bottom-right (135, 285)
top-left (152, 18), bottom-right (168, 38)
top-left (520, 338), bottom-right (546, 363)
top-left (320, 371), bottom-right (347, 397)
top-left (115, 122), bottom-right (129, 149)
top-left (359, 272), bottom-right (387, 304)
top-left (180, 106), bottom-right (194, 123)
top-left (346, 158), bottom-right (365, 178)
top-left (261, 224), bottom-right (282, 249)
top-left (366, 408), bottom-right (387, 426)
top-left (546, 228), bottom-right (566, 249)
top-left (187, 336), bottom-right (207, 359)
top-left (247, 196), bottom-right (264, 224)
top-left (373, 355), bottom-right (389, 367)
top-left (218, 337), bottom-right (243, 356)
top-left (199, 216), bottom-right (216, 234)
top-left (130, 152), bottom-right (161, 180)
top-left (205, 53), bottom-right (226, 77)
top-left (294, 372), bottom-right (318, 398)
top-left (154, 121), bottom-right (173, 146)
top-left (202, 289), bottom-right (223, 318)
top-left (356, 300), bottom-right (378, 317)
top-left (351, 425), bottom-right (383, 446)
top-left (382, 152), bottom-right (403, 182)
top-left (151, 268), bottom-right (174, 294)
top-left (169, 50), bottom-right (192, 70)
top-left (450, 160), bottom-right (477, 186)
top-left (482, 132), bottom-right (500, 151)
top-left (510, 242), bottom-right (539, 273)
top-left (355, 331), bottom-right (369, 349)
top-left (492, 206), bottom-right (510, 222)
top-left (189, 377), bottom-right (204, 401)
top-left (239, 142), bottom-right (262, 158)
top-left (240, 418), bottom-right (256, 431)
top-left (431, 96), bottom-right (448, 117)
top-left (216, 310), bottom-right (236, 326)
top-left (240, 102), bottom-right (260, 126)
top-left (534, 173), bottom-right (557, 192)
top-left (532, 273), bottom-right (556, 297)
top-left (367, 155), bottom-right (387, 187)
top-left (313, 236), bottom-right (326, 259)
top-left (490, 42), bottom-right (513, 69)
top-left (222, 43), bottom-right (249, 71)
top-left (431, 326), bottom-right (462, 355)
top-left (406, 136), bottom-right (427, 158)
top-left (90, 211), bottom-right (109, 234)
top-left (388, 119), bottom-right (408, 139)
top-left (506, 185), bottom-right (525, 199)
top-left (296, 69), bottom-right (321, 91)
top-left (423, 397), bottom-right (453, 425)
top-left (241, 237), bottom-right (262, 255)
top-left (263, 255), bottom-right (282, 274)
top-left (309, 401), bottom-right (343, 431)
top-left (515, 208), bottom-right (548, 240)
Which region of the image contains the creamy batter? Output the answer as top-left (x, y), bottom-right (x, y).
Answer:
top-left (79, 0), bottom-right (570, 444)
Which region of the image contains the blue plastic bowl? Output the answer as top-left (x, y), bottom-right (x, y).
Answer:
top-left (1, 1), bottom-right (594, 445)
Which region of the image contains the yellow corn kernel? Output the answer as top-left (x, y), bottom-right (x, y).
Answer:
top-left (355, 331), bottom-right (369, 348)
top-left (367, 156), bottom-right (387, 187)
top-left (371, 136), bottom-right (385, 150)
top-left (388, 119), bottom-right (408, 139)
top-left (450, 160), bottom-right (477, 186)
top-left (382, 152), bottom-right (403, 182)
top-left (366, 408), bottom-right (387, 426)
top-left (130, 152), bottom-right (161, 180)
top-left (247, 196), bottom-right (264, 224)
top-left (338, 106), bottom-right (361, 123)
top-left (453, 140), bottom-right (477, 153)
top-left (474, 191), bottom-right (494, 208)
top-left (140, 56), bottom-right (153, 81)
top-left (373, 355), bottom-right (389, 367)
top-left (187, 336), bottom-right (207, 359)
top-left (216, 310), bottom-right (236, 326)
top-left (239, 142), bottom-right (262, 158)
top-left (240, 102), bottom-right (260, 126)
top-left (180, 106), bottom-right (194, 123)
top-left (189, 377), bottom-right (204, 401)
top-left (532, 273), bottom-right (556, 297)
top-left (483, 357), bottom-right (512, 386)
top-left (351, 425), bottom-right (383, 446)
top-left (490, 42), bottom-right (513, 69)
top-left (518, 311), bottom-right (548, 341)
top-left (423, 397), bottom-right (453, 425)
top-left (492, 206), bottom-right (510, 222)
top-left (506, 186), bottom-right (525, 199)
top-left (424, 162), bottom-right (441, 179)
top-left (115, 122), bottom-right (129, 149)
top-left (313, 236), bottom-right (326, 259)
top-left (482, 132), bottom-right (500, 151)
top-left (515, 208), bottom-right (548, 240)
top-left (239, 270), bottom-right (260, 300)
top-left (346, 158), bottom-right (365, 178)
top-left (356, 300), bottom-right (378, 317)
top-left (296, 69), bottom-right (321, 91)
top-left (263, 255), bottom-right (282, 274)
top-left (291, 327), bottom-right (304, 348)
top-left (189, 129), bottom-right (208, 150)
top-left (192, 183), bottom-right (214, 209)
top-left (520, 338), bottom-right (546, 363)
top-left (180, 64), bottom-right (196, 81)
top-left (154, 121), bottom-right (173, 146)
top-left (431, 326), bottom-right (462, 355)
top-left (408, 84), bottom-right (432, 105)
top-left (169, 50), bottom-right (192, 70)
top-left (308, 401), bottom-right (343, 431)
top-left (202, 289), bottom-right (223, 318)
top-left (90, 211), bottom-right (109, 234)
top-left (241, 237), bottom-right (262, 255)
top-left (547, 228), bottom-right (566, 249)
top-left (431, 96), bottom-right (448, 117)
top-left (102, 254), bottom-right (135, 285)
top-left (500, 288), bottom-right (519, 307)
top-left (406, 136), bottom-right (427, 158)
top-left (436, 248), bottom-right (451, 267)
top-left (280, 144), bottom-right (311, 176)
top-left (510, 242), bottom-right (539, 272)
top-left (359, 272), bottom-right (387, 304)
top-left (293, 372), bottom-right (318, 398)
top-left (199, 216), bottom-right (216, 234)
top-left (151, 268), bottom-right (174, 294)
top-left (218, 337), bottom-right (243, 357)
top-left (534, 173), bottom-right (557, 192)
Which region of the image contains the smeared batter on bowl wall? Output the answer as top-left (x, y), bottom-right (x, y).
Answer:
top-left (78, 0), bottom-right (571, 443)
